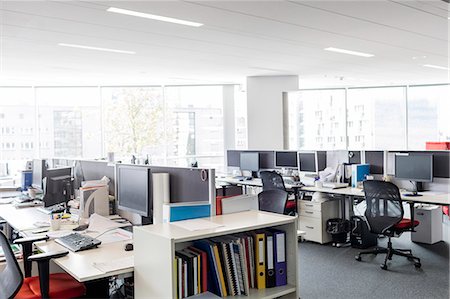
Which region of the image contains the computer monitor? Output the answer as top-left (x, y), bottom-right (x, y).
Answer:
top-left (32, 159), bottom-right (47, 190)
top-left (240, 152), bottom-right (260, 177)
top-left (298, 151), bottom-right (318, 174)
top-left (43, 167), bottom-right (73, 208)
top-left (395, 153), bottom-right (433, 196)
top-left (116, 165), bottom-right (152, 218)
top-left (274, 151), bottom-right (298, 169)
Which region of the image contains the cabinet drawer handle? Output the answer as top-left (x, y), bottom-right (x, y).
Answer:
top-left (305, 211), bottom-right (314, 214)
top-left (305, 204), bottom-right (314, 207)
top-left (306, 226), bottom-right (314, 229)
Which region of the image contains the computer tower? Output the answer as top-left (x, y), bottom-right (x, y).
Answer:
top-left (350, 216), bottom-right (378, 249)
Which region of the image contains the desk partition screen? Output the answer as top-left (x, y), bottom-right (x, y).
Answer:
top-left (150, 166), bottom-right (214, 204)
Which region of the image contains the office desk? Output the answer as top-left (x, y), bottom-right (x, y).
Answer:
top-left (35, 239), bottom-right (133, 283)
top-left (0, 203), bottom-right (134, 294)
top-left (0, 204), bottom-right (52, 231)
top-left (216, 177), bottom-right (304, 200)
top-left (301, 186), bottom-right (450, 205)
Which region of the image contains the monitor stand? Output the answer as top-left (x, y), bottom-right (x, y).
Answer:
top-left (404, 181), bottom-right (423, 197)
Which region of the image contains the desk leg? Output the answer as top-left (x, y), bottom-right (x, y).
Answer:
top-left (409, 202), bottom-right (416, 232)
top-left (84, 278), bottom-right (110, 298)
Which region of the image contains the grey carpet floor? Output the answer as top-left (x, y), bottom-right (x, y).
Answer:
top-left (298, 233), bottom-right (449, 299)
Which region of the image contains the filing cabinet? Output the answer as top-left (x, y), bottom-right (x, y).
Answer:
top-left (298, 199), bottom-right (340, 244)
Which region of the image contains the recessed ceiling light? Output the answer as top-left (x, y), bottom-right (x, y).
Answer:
top-left (58, 43), bottom-right (135, 54)
top-left (423, 64), bottom-right (449, 71)
top-left (324, 47), bottom-right (374, 57)
top-left (107, 7), bottom-right (203, 27)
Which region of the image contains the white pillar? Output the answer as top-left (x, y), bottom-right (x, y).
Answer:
top-left (246, 75), bottom-right (298, 150)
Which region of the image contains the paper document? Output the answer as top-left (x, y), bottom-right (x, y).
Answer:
top-left (0, 198), bottom-right (13, 204)
top-left (97, 228), bottom-right (132, 245)
top-left (171, 218), bottom-right (224, 231)
top-left (87, 213), bottom-right (130, 234)
top-left (93, 256), bottom-right (134, 273)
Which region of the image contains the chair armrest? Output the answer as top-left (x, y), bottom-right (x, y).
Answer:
top-left (14, 235), bottom-right (49, 245)
top-left (14, 235), bottom-right (50, 277)
top-left (28, 250), bottom-right (69, 298)
top-left (28, 250), bottom-right (69, 262)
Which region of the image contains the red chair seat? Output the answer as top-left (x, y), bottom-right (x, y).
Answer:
top-left (285, 200), bottom-right (296, 210)
top-left (16, 273), bottom-right (86, 299)
top-left (393, 218), bottom-right (419, 230)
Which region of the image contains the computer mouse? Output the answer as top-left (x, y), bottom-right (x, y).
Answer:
top-left (124, 243), bottom-right (134, 251)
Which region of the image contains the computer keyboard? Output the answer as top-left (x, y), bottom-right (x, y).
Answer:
top-left (233, 176), bottom-right (253, 181)
top-left (55, 233), bottom-right (101, 252)
top-left (283, 178), bottom-right (304, 186)
top-left (322, 182), bottom-right (349, 189)
top-left (37, 205), bottom-right (65, 214)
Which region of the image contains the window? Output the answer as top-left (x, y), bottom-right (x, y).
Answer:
top-left (0, 88), bottom-right (35, 161)
top-left (164, 86), bottom-right (224, 168)
top-left (286, 89), bottom-right (347, 150)
top-left (347, 87), bottom-right (406, 149)
top-left (35, 87), bottom-right (102, 158)
top-left (101, 87), bottom-right (165, 163)
top-left (407, 85), bottom-right (450, 149)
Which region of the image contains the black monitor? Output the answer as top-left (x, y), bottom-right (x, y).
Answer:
top-left (298, 152), bottom-right (318, 174)
top-left (32, 159), bottom-right (47, 190)
top-left (43, 167), bottom-right (73, 208)
top-left (116, 165), bottom-right (152, 218)
top-left (274, 151), bottom-right (298, 169)
top-left (395, 153), bottom-right (433, 196)
top-left (240, 152), bottom-right (260, 177)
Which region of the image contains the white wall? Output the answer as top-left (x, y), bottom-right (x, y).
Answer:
top-left (222, 85), bottom-right (236, 153)
top-left (246, 75), bottom-right (298, 150)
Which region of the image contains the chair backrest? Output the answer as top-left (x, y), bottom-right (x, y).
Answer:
top-left (363, 180), bottom-right (403, 235)
top-left (260, 171), bottom-right (286, 192)
top-left (0, 231), bottom-right (23, 299)
top-left (258, 189), bottom-right (289, 215)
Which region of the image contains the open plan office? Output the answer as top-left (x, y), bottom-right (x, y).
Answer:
top-left (0, 1), bottom-right (449, 299)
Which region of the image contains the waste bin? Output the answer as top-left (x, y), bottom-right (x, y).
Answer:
top-left (326, 218), bottom-right (350, 244)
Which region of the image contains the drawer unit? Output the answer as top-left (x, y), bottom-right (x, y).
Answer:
top-left (298, 199), bottom-right (340, 244)
top-left (299, 201), bottom-right (322, 212)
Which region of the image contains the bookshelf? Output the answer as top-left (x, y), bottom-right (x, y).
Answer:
top-left (134, 210), bottom-right (299, 299)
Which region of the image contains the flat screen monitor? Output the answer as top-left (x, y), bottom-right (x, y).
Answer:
top-left (43, 167), bottom-right (73, 207)
top-left (32, 159), bottom-right (47, 190)
top-left (395, 153), bottom-right (433, 182)
top-left (116, 165), bottom-right (152, 217)
top-left (298, 152), bottom-right (318, 174)
top-left (274, 151), bottom-right (298, 168)
top-left (240, 152), bottom-right (260, 172)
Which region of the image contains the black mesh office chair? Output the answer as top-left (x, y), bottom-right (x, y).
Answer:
top-left (260, 171), bottom-right (287, 191)
top-left (355, 180), bottom-right (421, 270)
top-left (258, 189), bottom-right (289, 215)
top-left (260, 171), bottom-right (296, 215)
top-left (0, 231), bottom-right (86, 299)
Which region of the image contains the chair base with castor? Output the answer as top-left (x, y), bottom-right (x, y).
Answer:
top-left (355, 235), bottom-right (421, 270)
top-left (356, 180), bottom-right (422, 271)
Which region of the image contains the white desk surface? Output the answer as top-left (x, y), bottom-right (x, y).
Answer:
top-left (0, 203), bottom-right (134, 282)
top-left (301, 186), bottom-right (450, 205)
top-left (36, 239), bottom-right (133, 282)
top-left (135, 210), bottom-right (296, 243)
top-left (216, 177), bottom-right (303, 189)
top-left (215, 179), bottom-right (450, 206)
top-left (0, 204), bottom-right (52, 231)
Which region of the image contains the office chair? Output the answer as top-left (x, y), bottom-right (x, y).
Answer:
top-left (260, 171), bottom-right (296, 215)
top-left (355, 180), bottom-right (421, 270)
top-left (258, 189), bottom-right (290, 215)
top-left (0, 231), bottom-right (86, 299)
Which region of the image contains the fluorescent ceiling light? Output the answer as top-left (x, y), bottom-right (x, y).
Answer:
top-left (324, 47), bottom-right (374, 57)
top-left (423, 64), bottom-right (449, 70)
top-left (58, 43), bottom-right (135, 54)
top-left (107, 7), bottom-right (203, 27)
